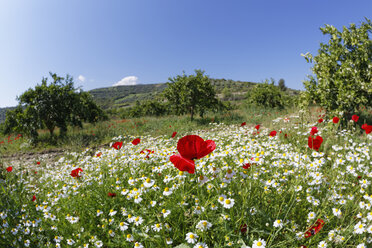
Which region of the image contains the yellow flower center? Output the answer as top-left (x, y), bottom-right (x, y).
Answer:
top-left (257, 241), bottom-right (262, 246)
top-left (225, 199), bottom-right (231, 204)
top-left (190, 234), bottom-right (194, 239)
top-left (146, 178), bottom-right (151, 183)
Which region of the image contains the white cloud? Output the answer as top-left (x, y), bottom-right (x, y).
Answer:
top-left (78, 75), bottom-right (86, 82)
top-left (113, 76), bottom-right (139, 86)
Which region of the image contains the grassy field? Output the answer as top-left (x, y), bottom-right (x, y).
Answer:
top-left (1, 107), bottom-right (371, 247)
top-left (0, 105), bottom-right (295, 157)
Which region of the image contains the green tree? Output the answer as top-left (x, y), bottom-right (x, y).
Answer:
top-left (163, 70), bottom-right (219, 120)
top-left (278, 78), bottom-right (287, 91)
top-left (3, 73), bottom-right (106, 141)
top-left (247, 80), bottom-right (285, 109)
top-left (301, 18), bottom-right (372, 117)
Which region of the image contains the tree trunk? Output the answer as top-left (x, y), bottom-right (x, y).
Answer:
top-left (49, 128), bottom-right (54, 137)
top-left (190, 106), bottom-right (194, 121)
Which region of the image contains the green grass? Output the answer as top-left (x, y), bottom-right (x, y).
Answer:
top-left (1, 107), bottom-right (371, 247)
top-left (0, 106), bottom-right (294, 157)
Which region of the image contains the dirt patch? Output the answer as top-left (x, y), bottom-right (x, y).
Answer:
top-left (1, 149), bottom-right (66, 171)
top-left (1, 143), bottom-right (112, 171)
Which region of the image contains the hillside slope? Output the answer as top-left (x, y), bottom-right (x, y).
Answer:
top-left (0, 79), bottom-right (299, 122)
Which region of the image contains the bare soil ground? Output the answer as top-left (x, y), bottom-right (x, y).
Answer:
top-left (1, 143), bottom-right (112, 171)
top-left (1, 149), bottom-right (66, 171)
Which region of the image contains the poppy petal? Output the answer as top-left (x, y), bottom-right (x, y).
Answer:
top-left (132, 138), bottom-right (141, 145)
top-left (177, 135), bottom-right (204, 159)
top-left (112, 141), bottom-right (123, 150)
top-left (170, 154), bottom-right (195, 174)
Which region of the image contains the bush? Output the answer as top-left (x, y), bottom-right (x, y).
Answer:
top-left (247, 81), bottom-right (285, 109)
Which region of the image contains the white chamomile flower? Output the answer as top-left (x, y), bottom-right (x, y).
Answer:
top-left (223, 198), bottom-right (235, 209)
top-left (252, 238), bottom-right (266, 248)
top-left (273, 219), bottom-right (283, 228)
top-left (185, 232), bottom-right (199, 244)
top-left (196, 220), bottom-right (212, 231)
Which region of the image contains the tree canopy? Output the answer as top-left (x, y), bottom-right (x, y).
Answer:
top-left (2, 73), bottom-right (106, 141)
top-left (163, 70), bottom-right (220, 120)
top-left (247, 80), bottom-right (285, 109)
top-left (301, 18), bottom-right (372, 117)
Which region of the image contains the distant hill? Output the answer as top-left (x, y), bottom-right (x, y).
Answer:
top-left (89, 78), bottom-right (299, 110)
top-left (89, 83), bottom-right (168, 109)
top-left (89, 79), bottom-right (260, 110)
top-left (0, 78), bottom-right (300, 123)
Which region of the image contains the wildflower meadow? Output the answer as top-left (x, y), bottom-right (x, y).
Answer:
top-left (1, 113), bottom-right (372, 248)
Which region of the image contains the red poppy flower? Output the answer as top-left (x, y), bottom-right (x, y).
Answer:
top-left (241, 122), bottom-right (246, 127)
top-left (308, 136), bottom-right (323, 151)
top-left (351, 115), bottom-right (359, 122)
top-left (310, 126), bottom-right (318, 136)
top-left (108, 192), bottom-right (116, 197)
top-left (132, 138), bottom-right (140, 145)
top-left (170, 154), bottom-right (195, 174)
top-left (304, 219), bottom-right (325, 238)
top-left (112, 141), bottom-right (123, 150)
top-left (6, 166), bottom-right (12, 172)
top-left (318, 118), bottom-right (323, 123)
top-left (361, 124), bottom-right (372, 134)
top-left (332, 117), bottom-right (339, 123)
top-left (240, 224), bottom-right (248, 234)
top-left (269, 130), bottom-right (277, 137)
top-left (255, 125), bottom-right (260, 130)
top-left (31, 195), bottom-right (36, 202)
top-left (177, 135), bottom-right (216, 160)
top-left (172, 132), bottom-right (177, 138)
top-left (70, 168), bottom-right (83, 178)
top-left (243, 163), bottom-right (251, 169)
top-left (170, 135), bottom-right (216, 174)
top-left (96, 152), bottom-right (102, 157)
top-left (36, 161), bottom-right (41, 165)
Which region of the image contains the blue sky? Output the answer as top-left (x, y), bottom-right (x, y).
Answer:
top-left (0, 0), bottom-right (371, 107)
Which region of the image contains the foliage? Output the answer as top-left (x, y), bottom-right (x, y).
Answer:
top-left (221, 87), bottom-right (233, 100)
top-left (0, 107), bottom-right (16, 124)
top-left (301, 18), bottom-right (372, 118)
top-left (247, 80), bottom-right (286, 109)
top-left (163, 70), bottom-right (220, 120)
top-left (2, 73), bottom-right (106, 141)
top-left (120, 100), bottom-right (170, 118)
top-left (278, 78), bottom-right (287, 91)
